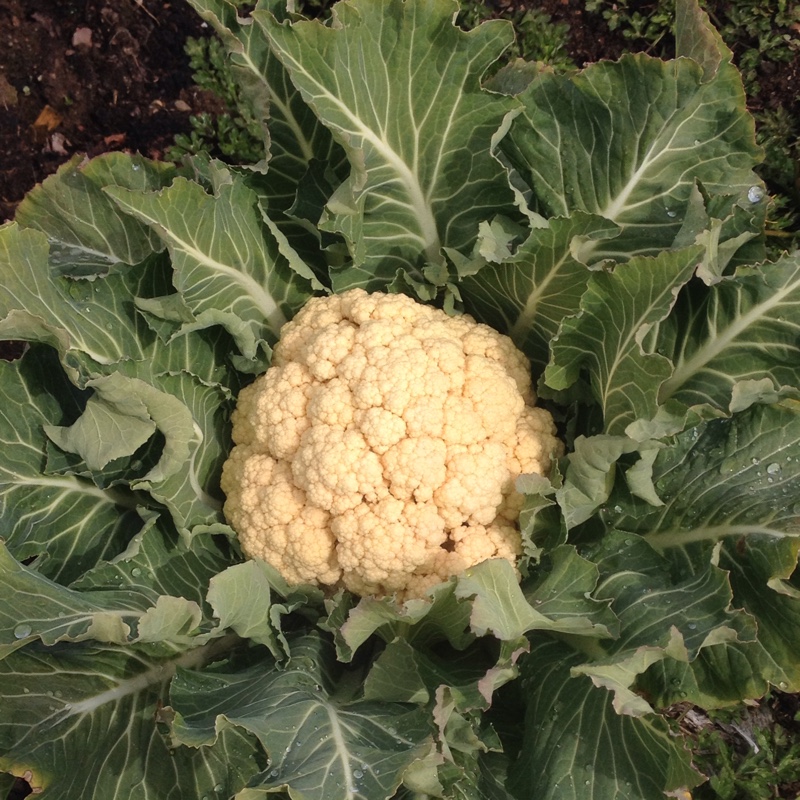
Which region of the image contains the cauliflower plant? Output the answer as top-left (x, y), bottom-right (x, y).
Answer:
top-left (221, 289), bottom-right (563, 599)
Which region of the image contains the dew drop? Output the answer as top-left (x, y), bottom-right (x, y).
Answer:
top-left (269, 769), bottom-right (279, 778)
top-left (354, 770), bottom-right (363, 780)
top-left (747, 185), bottom-right (765, 203)
top-left (131, 567), bottom-right (142, 578)
top-left (14, 623), bottom-right (32, 639)
top-left (766, 462), bottom-right (781, 476)
top-left (23, 687), bottom-right (30, 694)
top-left (613, 505), bottom-right (622, 514)
top-left (687, 622), bottom-right (697, 630)
top-left (214, 787), bottom-right (224, 795)
top-left (666, 209), bottom-right (677, 218)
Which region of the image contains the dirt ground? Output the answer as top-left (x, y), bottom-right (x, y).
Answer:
top-left (0, 0), bottom-right (209, 222)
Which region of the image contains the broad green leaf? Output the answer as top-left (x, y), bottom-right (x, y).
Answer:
top-left (674, 0), bottom-right (732, 82)
top-left (456, 558), bottom-right (615, 641)
top-left (459, 214), bottom-right (619, 372)
top-left (14, 153), bottom-right (174, 276)
top-left (70, 519), bottom-right (234, 611)
top-left (523, 546), bottom-right (617, 638)
top-left (456, 559), bottom-right (550, 640)
top-left (720, 535), bottom-right (800, 690)
top-left (44, 375), bottom-right (161, 471)
top-left (0, 639), bottom-right (255, 799)
top-left (0, 225), bottom-right (150, 375)
top-left (206, 559), bottom-right (323, 658)
top-left (0, 349), bottom-right (141, 584)
top-left (129, 372), bottom-right (231, 536)
top-left (544, 247), bottom-right (701, 434)
top-left (507, 636), bottom-right (699, 800)
top-left (170, 634), bottom-right (432, 800)
top-left (367, 635), bottom-right (527, 715)
top-left (363, 639), bottom-right (431, 704)
top-left (613, 403), bottom-right (800, 558)
top-left (517, 471), bottom-right (564, 556)
top-left (639, 535), bottom-right (800, 707)
top-left (555, 432), bottom-right (665, 535)
top-left (43, 370), bottom-right (229, 536)
top-left (258, 0), bottom-right (518, 287)
top-left (328, 582), bottom-right (474, 662)
top-left (600, 402), bottom-right (800, 701)
top-left (499, 50), bottom-right (760, 261)
top-left (106, 170), bottom-right (315, 359)
top-left (0, 542), bottom-right (142, 658)
top-left (186, 0), bottom-right (344, 215)
top-left (0, 524), bottom-right (235, 657)
top-left (578, 532), bottom-right (756, 715)
top-left (656, 255), bottom-right (800, 416)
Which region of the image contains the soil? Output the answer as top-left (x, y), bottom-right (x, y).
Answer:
top-left (0, 0), bottom-right (211, 223)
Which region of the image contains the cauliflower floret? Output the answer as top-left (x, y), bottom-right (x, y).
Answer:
top-left (222, 289), bottom-right (564, 601)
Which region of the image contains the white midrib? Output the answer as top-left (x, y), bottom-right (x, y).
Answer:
top-left (273, 52), bottom-right (442, 263)
top-left (238, 48), bottom-right (315, 163)
top-left (659, 277), bottom-right (798, 402)
top-left (599, 141), bottom-right (659, 222)
top-left (509, 248), bottom-right (573, 342)
top-left (645, 523), bottom-right (798, 551)
top-left (66, 641), bottom-right (220, 717)
top-left (325, 703), bottom-right (355, 797)
top-left (18, 475), bottom-right (137, 509)
top-left (118, 207), bottom-right (287, 332)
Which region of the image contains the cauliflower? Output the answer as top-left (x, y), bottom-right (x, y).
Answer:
top-left (221, 289), bottom-right (563, 600)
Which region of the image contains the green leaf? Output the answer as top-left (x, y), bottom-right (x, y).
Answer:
top-left (544, 247), bottom-right (701, 434)
top-left (0, 349), bottom-right (141, 584)
top-left (674, 0), bottom-right (732, 82)
top-left (656, 254), bottom-right (800, 416)
top-left (259, 0), bottom-right (518, 287)
top-left (106, 169), bottom-right (315, 359)
top-left (0, 225), bottom-right (152, 375)
top-left (499, 49), bottom-right (760, 261)
top-left (70, 518), bottom-right (234, 611)
top-left (170, 634), bottom-right (432, 800)
top-left (328, 582), bottom-right (474, 663)
top-left (362, 639), bottom-right (431, 704)
top-left (459, 214), bottom-right (619, 372)
top-left (507, 636), bottom-right (700, 800)
top-left (0, 639), bottom-right (255, 799)
top-left (186, 0), bottom-right (344, 212)
top-left (0, 542), bottom-right (141, 658)
top-left (14, 153), bottom-right (175, 276)
top-left (523, 546), bottom-right (617, 638)
top-left (579, 532), bottom-right (756, 715)
top-left (602, 402), bottom-right (800, 700)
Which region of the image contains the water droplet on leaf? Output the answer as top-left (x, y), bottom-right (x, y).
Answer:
top-left (766, 463), bottom-right (781, 475)
top-left (14, 624), bottom-right (32, 639)
top-left (747, 185), bottom-right (765, 203)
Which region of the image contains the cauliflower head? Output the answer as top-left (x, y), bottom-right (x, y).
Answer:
top-left (221, 289), bottom-right (563, 600)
